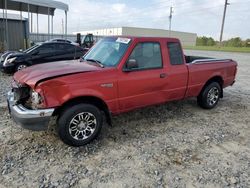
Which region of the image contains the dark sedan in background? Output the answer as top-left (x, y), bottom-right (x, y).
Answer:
top-left (0, 41), bottom-right (87, 74)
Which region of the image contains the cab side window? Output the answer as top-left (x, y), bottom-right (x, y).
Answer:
top-left (167, 42), bottom-right (184, 65)
top-left (128, 42), bottom-right (162, 69)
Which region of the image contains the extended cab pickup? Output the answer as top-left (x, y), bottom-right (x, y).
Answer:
top-left (7, 36), bottom-right (237, 146)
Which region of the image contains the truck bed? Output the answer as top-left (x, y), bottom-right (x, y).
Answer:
top-left (185, 55), bottom-right (232, 64)
top-left (185, 55), bottom-right (211, 64)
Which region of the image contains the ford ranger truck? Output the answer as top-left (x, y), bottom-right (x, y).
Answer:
top-left (7, 36), bottom-right (237, 146)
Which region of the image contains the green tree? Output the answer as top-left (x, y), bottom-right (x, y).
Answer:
top-left (225, 37), bottom-right (242, 47)
top-left (196, 36), bottom-right (250, 47)
top-left (207, 37), bottom-right (216, 46)
top-left (196, 36), bottom-right (215, 46)
top-left (196, 37), bottom-right (204, 46)
top-left (243, 39), bottom-right (250, 47)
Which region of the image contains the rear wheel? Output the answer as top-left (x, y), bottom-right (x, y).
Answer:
top-left (57, 104), bottom-right (103, 146)
top-left (197, 82), bottom-right (221, 109)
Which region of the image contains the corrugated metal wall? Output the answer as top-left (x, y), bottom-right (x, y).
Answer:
top-left (29, 33), bottom-right (104, 44)
top-left (0, 19), bottom-right (4, 52)
top-left (0, 18), bottom-right (28, 51)
top-left (29, 33), bottom-right (76, 43)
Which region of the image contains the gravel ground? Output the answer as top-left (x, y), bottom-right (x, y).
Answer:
top-left (0, 72), bottom-right (12, 104)
top-left (0, 50), bottom-right (249, 187)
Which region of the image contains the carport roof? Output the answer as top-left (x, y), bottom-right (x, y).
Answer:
top-left (0, 0), bottom-right (69, 16)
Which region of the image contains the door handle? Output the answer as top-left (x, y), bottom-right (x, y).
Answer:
top-left (160, 73), bottom-right (167, 78)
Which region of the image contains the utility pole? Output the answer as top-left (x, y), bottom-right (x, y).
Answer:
top-left (219, 0), bottom-right (230, 46)
top-left (169, 6), bottom-right (173, 37)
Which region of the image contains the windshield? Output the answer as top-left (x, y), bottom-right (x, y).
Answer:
top-left (83, 37), bottom-right (131, 67)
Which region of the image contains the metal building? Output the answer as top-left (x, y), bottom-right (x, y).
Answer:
top-left (0, 0), bottom-right (69, 51)
top-left (0, 13), bottom-right (28, 50)
top-left (75, 26), bottom-right (197, 46)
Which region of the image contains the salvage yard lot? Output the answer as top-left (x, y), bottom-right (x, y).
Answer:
top-left (0, 50), bottom-right (250, 187)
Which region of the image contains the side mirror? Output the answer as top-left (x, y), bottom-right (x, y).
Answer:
top-left (124, 59), bottom-right (138, 71)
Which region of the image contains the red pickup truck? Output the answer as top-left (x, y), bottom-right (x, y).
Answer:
top-left (7, 36), bottom-right (237, 146)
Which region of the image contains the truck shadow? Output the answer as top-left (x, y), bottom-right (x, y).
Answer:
top-left (98, 98), bottom-right (198, 144)
top-left (98, 91), bottom-right (247, 147)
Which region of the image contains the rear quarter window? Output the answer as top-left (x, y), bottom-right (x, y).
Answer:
top-left (167, 42), bottom-right (184, 65)
top-left (65, 44), bottom-right (76, 53)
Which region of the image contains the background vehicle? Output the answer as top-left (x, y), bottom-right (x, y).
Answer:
top-left (48, 38), bottom-right (79, 46)
top-left (80, 34), bottom-right (103, 49)
top-left (0, 51), bottom-right (16, 63)
top-left (7, 36), bottom-right (237, 146)
top-left (0, 42), bottom-right (87, 73)
top-left (81, 34), bottom-right (95, 48)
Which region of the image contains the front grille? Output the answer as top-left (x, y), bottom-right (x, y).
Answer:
top-left (12, 80), bottom-right (30, 104)
top-left (13, 87), bottom-right (30, 103)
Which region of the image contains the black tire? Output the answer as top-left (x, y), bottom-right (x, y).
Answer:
top-left (197, 82), bottom-right (222, 109)
top-left (57, 103), bottom-right (103, 146)
top-left (15, 63), bottom-right (28, 72)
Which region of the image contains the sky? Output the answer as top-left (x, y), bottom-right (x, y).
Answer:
top-left (7, 0), bottom-right (250, 40)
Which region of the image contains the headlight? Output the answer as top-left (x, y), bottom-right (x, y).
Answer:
top-left (31, 91), bottom-right (43, 109)
top-left (3, 57), bottom-right (17, 66)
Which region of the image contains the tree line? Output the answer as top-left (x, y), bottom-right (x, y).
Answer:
top-left (196, 36), bottom-right (250, 47)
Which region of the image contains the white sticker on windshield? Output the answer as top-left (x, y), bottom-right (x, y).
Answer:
top-left (116, 37), bottom-right (131, 44)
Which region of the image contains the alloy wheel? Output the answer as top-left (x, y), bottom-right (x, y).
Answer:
top-left (69, 112), bottom-right (97, 140)
top-left (17, 64), bottom-right (27, 71)
top-left (207, 87), bottom-right (219, 106)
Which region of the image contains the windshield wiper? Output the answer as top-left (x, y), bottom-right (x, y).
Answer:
top-left (85, 59), bottom-right (104, 68)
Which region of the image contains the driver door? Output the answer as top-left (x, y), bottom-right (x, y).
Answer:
top-left (117, 41), bottom-right (168, 112)
top-left (31, 43), bottom-right (55, 64)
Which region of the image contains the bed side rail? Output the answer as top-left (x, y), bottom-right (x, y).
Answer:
top-left (191, 58), bottom-right (232, 64)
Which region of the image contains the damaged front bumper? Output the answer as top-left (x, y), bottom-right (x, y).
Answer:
top-left (7, 91), bottom-right (55, 131)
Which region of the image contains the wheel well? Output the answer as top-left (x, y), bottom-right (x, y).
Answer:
top-left (200, 76), bottom-right (224, 97)
top-left (15, 62), bottom-right (29, 69)
top-left (53, 96), bottom-right (112, 125)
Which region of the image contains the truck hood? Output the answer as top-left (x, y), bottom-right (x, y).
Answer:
top-left (14, 60), bottom-right (102, 87)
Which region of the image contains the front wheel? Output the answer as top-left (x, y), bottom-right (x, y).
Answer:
top-left (15, 63), bottom-right (28, 72)
top-left (57, 104), bottom-right (103, 146)
top-left (197, 82), bottom-right (222, 109)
